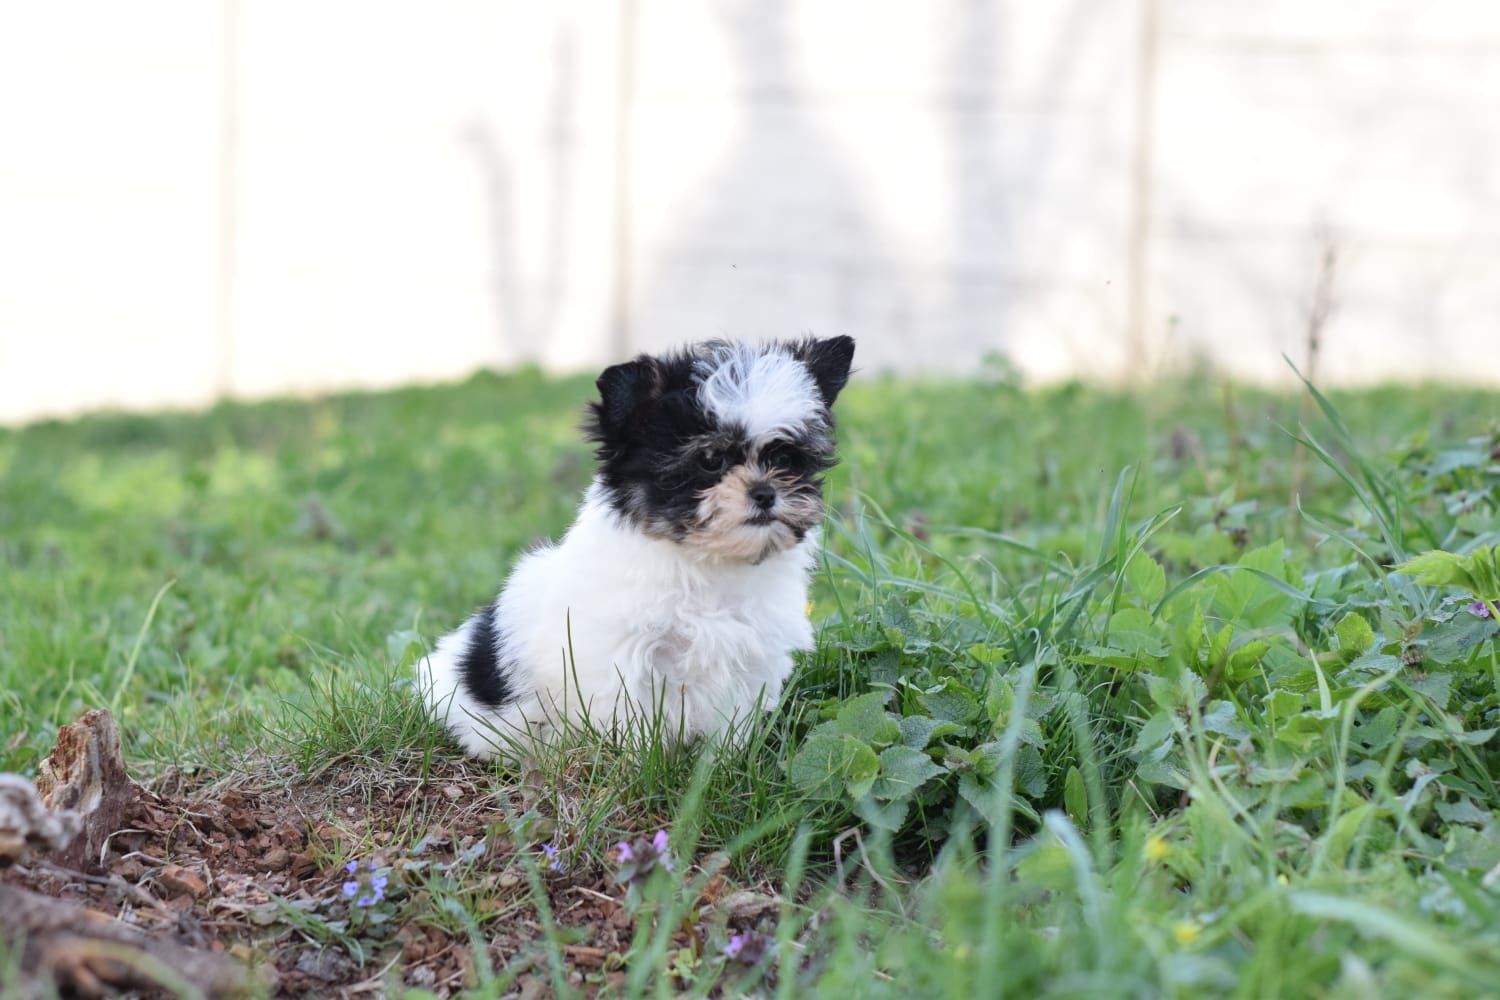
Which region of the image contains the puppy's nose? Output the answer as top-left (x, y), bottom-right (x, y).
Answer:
top-left (749, 483), bottom-right (777, 511)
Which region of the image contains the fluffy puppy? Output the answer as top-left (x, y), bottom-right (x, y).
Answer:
top-left (419, 336), bottom-right (855, 758)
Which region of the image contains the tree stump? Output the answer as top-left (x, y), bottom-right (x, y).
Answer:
top-left (0, 709), bottom-right (259, 997)
top-left (32, 709), bottom-right (145, 870)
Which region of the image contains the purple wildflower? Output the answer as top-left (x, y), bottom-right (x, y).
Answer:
top-left (722, 930), bottom-right (772, 965)
top-left (541, 842), bottom-right (565, 873)
top-left (653, 830), bottom-right (674, 873)
top-left (354, 873), bottom-right (387, 907)
top-left (613, 829), bottom-right (676, 886)
top-left (1469, 600), bottom-right (1493, 619)
top-left (341, 859), bottom-right (389, 908)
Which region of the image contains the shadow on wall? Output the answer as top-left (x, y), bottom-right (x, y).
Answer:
top-left (627, 0), bottom-right (1126, 374)
top-left (629, 0), bottom-right (899, 357)
top-left (460, 26), bottom-right (579, 368)
top-left (944, 0), bottom-right (1120, 375)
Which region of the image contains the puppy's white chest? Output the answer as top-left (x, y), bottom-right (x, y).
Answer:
top-left (635, 592), bottom-right (766, 676)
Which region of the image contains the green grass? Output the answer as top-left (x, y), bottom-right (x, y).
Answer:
top-left (2, 367), bottom-right (1498, 997)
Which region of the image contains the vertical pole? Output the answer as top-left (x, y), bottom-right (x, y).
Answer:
top-left (215, 0), bottom-right (240, 398)
top-left (610, 0), bottom-right (639, 361)
top-left (1125, 0), bottom-right (1160, 381)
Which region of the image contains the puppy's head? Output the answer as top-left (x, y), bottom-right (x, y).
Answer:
top-left (586, 337), bottom-right (855, 562)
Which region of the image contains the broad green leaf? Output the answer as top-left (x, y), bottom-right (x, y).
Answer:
top-left (1397, 545), bottom-right (1500, 600)
top-left (1063, 766), bottom-right (1088, 824)
top-left (1434, 798), bottom-right (1491, 827)
top-left (984, 670), bottom-right (1014, 727)
top-left (1125, 551), bottom-right (1167, 606)
top-left (1263, 687), bottom-right (1304, 720)
top-left (854, 796), bottom-right (910, 832)
top-left (1226, 638), bottom-right (1271, 680)
top-left (833, 691), bottom-right (900, 745)
top-left (1275, 708), bottom-right (1339, 751)
top-left (1014, 745), bottom-right (1048, 799)
top-left (1412, 672), bottom-right (1453, 709)
top-left (1409, 726), bottom-right (1497, 747)
top-left (1394, 549), bottom-right (1466, 588)
top-left (899, 715), bottom-right (961, 750)
top-left (1201, 700), bottom-right (1249, 740)
top-left (789, 732), bottom-right (881, 800)
top-left (919, 679), bottom-right (981, 724)
top-left (1425, 615), bottom-right (1500, 663)
top-left (957, 772), bottom-right (1041, 825)
top-left (1355, 707), bottom-right (1399, 750)
top-left (1335, 612), bottom-right (1376, 656)
top-left (967, 643), bottom-right (1007, 667)
top-left (872, 745), bottom-right (945, 800)
top-left (1136, 757), bottom-right (1189, 789)
top-left (1322, 803), bottom-right (1377, 865)
top-left (1132, 711), bottom-right (1177, 755)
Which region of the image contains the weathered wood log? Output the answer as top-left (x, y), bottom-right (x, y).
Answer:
top-left (32, 709), bottom-right (145, 870)
top-left (0, 882), bottom-right (253, 998)
top-left (2, 711), bottom-right (261, 997)
top-left (0, 775), bottom-right (80, 867)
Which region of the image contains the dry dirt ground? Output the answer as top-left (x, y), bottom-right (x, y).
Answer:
top-left (4, 739), bottom-right (781, 998)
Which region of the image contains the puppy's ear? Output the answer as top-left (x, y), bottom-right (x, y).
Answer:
top-left (792, 336), bottom-right (856, 407)
top-left (589, 356), bottom-right (662, 442)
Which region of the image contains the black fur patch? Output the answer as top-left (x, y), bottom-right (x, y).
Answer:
top-left (458, 603), bottom-right (512, 709)
top-left (789, 335), bottom-right (856, 407)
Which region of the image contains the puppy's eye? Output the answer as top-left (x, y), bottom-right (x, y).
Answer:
top-left (761, 442), bottom-right (797, 468)
top-left (696, 449), bottom-right (727, 473)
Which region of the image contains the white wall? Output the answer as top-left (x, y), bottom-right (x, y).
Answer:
top-left (1, 1), bottom-right (1497, 423)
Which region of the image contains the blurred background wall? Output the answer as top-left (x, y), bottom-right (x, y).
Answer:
top-left (2, 1), bottom-right (1497, 423)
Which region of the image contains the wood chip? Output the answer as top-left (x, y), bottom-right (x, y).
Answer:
top-left (157, 864), bottom-right (210, 899)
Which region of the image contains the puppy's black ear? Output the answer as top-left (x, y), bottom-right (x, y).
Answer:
top-left (792, 336), bottom-right (856, 407)
top-left (588, 356), bottom-right (661, 442)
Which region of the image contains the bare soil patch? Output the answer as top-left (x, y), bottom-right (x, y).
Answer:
top-left (3, 717), bottom-right (779, 997)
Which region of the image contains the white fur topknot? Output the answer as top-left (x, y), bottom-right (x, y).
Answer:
top-left (419, 481), bottom-right (817, 758)
top-left (695, 342), bottom-right (825, 442)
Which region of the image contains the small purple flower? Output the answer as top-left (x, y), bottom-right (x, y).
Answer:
top-left (722, 930), bottom-right (772, 965)
top-left (652, 830), bottom-right (674, 873)
top-left (541, 842), bottom-right (564, 873)
top-left (1469, 600), bottom-right (1493, 619)
top-left (613, 829), bottom-right (675, 886)
top-left (341, 859), bottom-right (388, 908)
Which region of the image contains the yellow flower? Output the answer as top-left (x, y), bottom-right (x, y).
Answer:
top-left (1143, 836), bottom-right (1169, 863)
top-left (1172, 921), bottom-right (1200, 947)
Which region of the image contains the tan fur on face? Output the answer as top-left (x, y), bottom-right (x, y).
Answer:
top-left (686, 463), bottom-right (822, 562)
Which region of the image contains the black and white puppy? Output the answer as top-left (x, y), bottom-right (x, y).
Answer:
top-left (420, 337), bottom-right (855, 758)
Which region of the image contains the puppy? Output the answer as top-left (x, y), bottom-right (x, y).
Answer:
top-left (419, 336), bottom-right (855, 758)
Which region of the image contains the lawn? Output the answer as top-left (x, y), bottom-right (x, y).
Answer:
top-left (1, 367), bottom-right (1498, 997)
